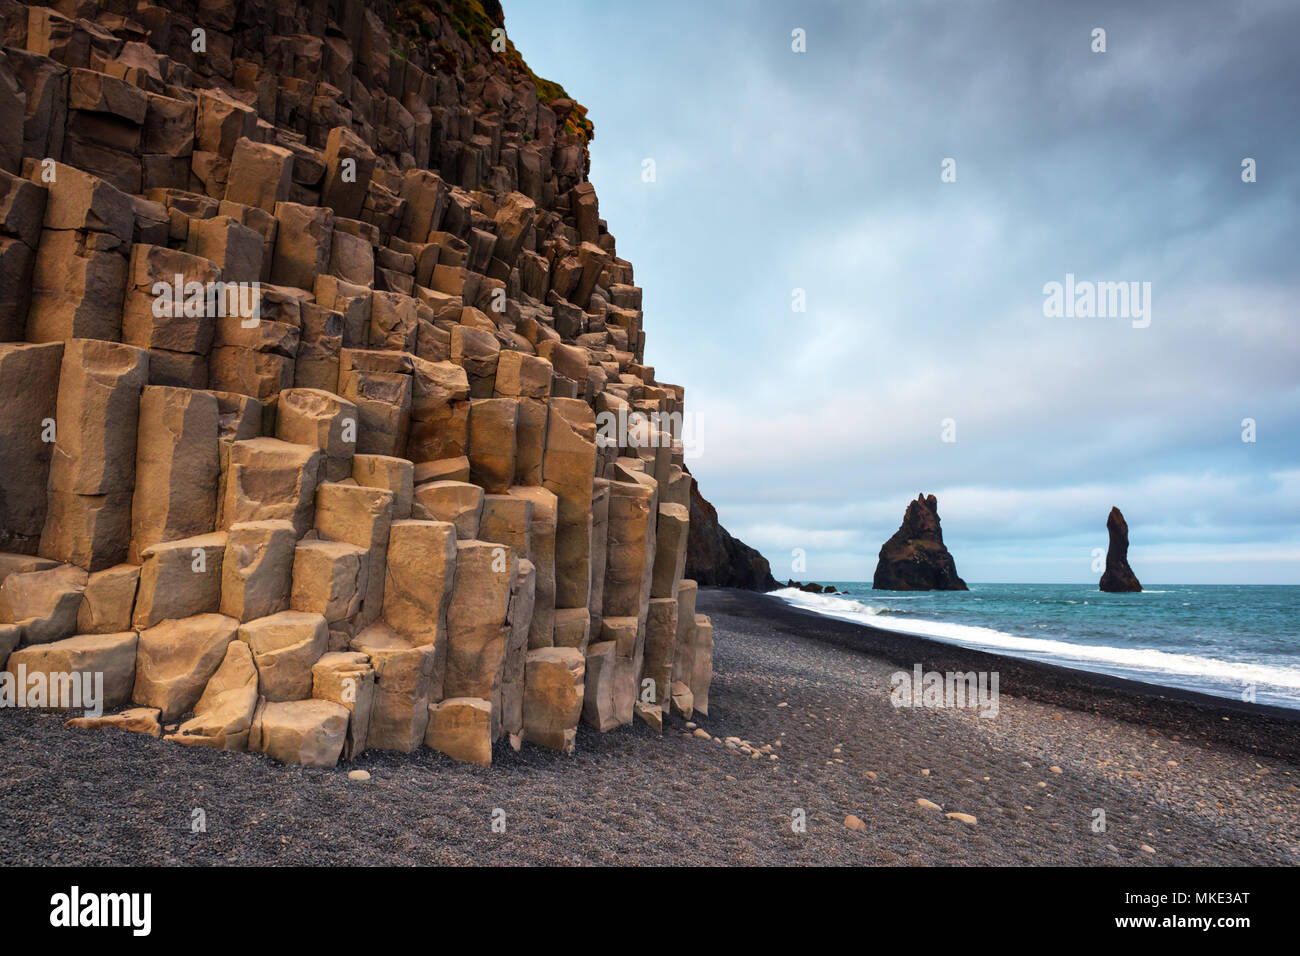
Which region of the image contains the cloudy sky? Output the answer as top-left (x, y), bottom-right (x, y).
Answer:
top-left (507, 0), bottom-right (1300, 584)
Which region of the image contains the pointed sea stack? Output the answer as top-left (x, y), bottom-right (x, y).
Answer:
top-left (872, 494), bottom-right (967, 591)
top-left (1099, 507), bottom-right (1142, 592)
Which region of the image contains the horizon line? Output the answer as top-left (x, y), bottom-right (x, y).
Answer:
top-left (784, 581), bottom-right (1300, 588)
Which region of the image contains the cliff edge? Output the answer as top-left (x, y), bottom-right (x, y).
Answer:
top-left (685, 475), bottom-right (778, 591)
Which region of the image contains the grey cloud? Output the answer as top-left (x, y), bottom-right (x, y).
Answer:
top-left (506, 0), bottom-right (1300, 583)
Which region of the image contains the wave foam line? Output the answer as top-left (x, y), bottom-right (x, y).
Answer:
top-left (770, 588), bottom-right (1300, 697)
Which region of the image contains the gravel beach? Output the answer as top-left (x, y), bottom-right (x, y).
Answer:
top-left (2, 587), bottom-right (1296, 866)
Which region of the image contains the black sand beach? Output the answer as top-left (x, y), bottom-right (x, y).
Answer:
top-left (1, 588), bottom-right (1296, 866)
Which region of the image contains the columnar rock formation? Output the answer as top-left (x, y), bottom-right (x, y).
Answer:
top-left (0, 0), bottom-right (713, 767)
top-left (1098, 506), bottom-right (1141, 593)
top-left (872, 493), bottom-right (967, 591)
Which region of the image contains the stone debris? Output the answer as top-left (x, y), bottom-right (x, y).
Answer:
top-left (0, 0), bottom-right (712, 769)
top-left (64, 706), bottom-right (161, 737)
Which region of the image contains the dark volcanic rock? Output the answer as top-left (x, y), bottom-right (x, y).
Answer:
top-left (1099, 506), bottom-right (1142, 592)
top-left (787, 580), bottom-right (838, 594)
top-left (872, 493), bottom-right (967, 591)
top-left (685, 477), bottom-right (778, 591)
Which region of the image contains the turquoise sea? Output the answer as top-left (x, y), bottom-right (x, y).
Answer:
top-left (772, 583), bottom-right (1300, 709)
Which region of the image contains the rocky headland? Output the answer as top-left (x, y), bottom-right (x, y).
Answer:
top-left (685, 473), bottom-right (778, 591)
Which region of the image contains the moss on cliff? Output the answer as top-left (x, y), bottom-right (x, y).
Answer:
top-left (399, 0), bottom-right (594, 146)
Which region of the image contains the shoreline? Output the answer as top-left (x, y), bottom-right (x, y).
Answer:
top-left (741, 588), bottom-right (1300, 764)
top-left (0, 586), bottom-right (1294, 866)
top-left (772, 581), bottom-right (1300, 713)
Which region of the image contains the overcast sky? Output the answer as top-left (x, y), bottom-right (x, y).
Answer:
top-left (506, 0), bottom-right (1300, 584)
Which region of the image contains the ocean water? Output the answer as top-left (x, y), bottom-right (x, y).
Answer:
top-left (771, 583), bottom-right (1300, 709)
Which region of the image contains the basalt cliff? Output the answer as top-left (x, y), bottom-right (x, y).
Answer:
top-left (0, 0), bottom-right (714, 767)
top-left (872, 493), bottom-right (967, 591)
top-left (685, 472), bottom-right (777, 592)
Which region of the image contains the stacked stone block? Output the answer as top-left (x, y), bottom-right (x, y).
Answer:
top-left (0, 0), bottom-right (713, 768)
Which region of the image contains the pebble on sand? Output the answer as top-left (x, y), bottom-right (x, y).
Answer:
top-left (844, 815), bottom-right (867, 831)
top-left (945, 812), bottom-right (978, 825)
top-left (916, 798), bottom-right (942, 811)
top-left (1140, 844), bottom-right (1156, 854)
top-left (1050, 766), bottom-right (1063, 774)
top-left (348, 770), bottom-right (371, 782)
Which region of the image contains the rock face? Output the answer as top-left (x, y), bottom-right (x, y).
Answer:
top-left (872, 494), bottom-right (967, 591)
top-left (685, 477), bottom-right (777, 591)
top-left (1099, 506), bottom-right (1142, 592)
top-left (0, 0), bottom-right (715, 768)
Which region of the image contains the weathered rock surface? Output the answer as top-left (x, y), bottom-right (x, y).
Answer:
top-left (1099, 506), bottom-right (1142, 593)
top-left (312, 651), bottom-right (374, 760)
top-left (132, 614), bottom-right (239, 720)
top-left (5, 631), bottom-right (137, 709)
top-left (0, 0), bottom-right (715, 770)
top-left (167, 639), bottom-right (258, 750)
top-left (250, 698), bottom-right (350, 768)
top-left (872, 494), bottom-right (968, 591)
top-left (349, 622), bottom-right (434, 753)
top-left (65, 706), bottom-right (162, 738)
top-left (686, 475), bottom-right (777, 591)
top-left (523, 646), bottom-right (585, 754)
top-left (238, 610), bottom-right (328, 701)
top-left (426, 696), bottom-right (493, 766)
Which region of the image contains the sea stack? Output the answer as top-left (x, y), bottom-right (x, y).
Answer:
top-left (1099, 507), bottom-right (1142, 592)
top-left (872, 494), bottom-right (967, 591)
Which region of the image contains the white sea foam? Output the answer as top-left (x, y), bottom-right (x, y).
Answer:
top-left (770, 588), bottom-right (1300, 704)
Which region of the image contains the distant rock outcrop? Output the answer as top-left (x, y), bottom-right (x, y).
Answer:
top-left (1099, 507), bottom-right (1142, 592)
top-left (685, 477), bottom-right (778, 591)
top-left (872, 494), bottom-right (967, 591)
top-left (786, 580), bottom-right (838, 594)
